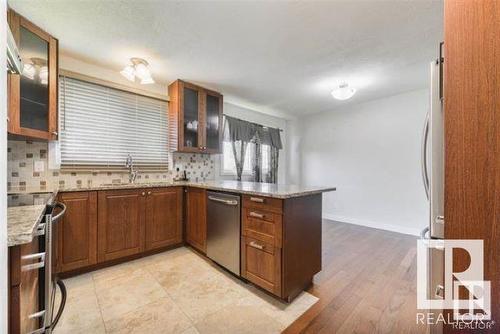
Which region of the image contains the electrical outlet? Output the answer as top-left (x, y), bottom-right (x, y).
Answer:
top-left (34, 160), bottom-right (45, 173)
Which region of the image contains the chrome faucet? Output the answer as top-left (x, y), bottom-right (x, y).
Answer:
top-left (126, 154), bottom-right (138, 183)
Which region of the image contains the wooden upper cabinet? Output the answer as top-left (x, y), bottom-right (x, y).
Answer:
top-left (56, 191), bottom-right (97, 273)
top-left (97, 189), bottom-right (146, 262)
top-left (7, 9), bottom-right (59, 141)
top-left (168, 80), bottom-right (223, 154)
top-left (145, 187), bottom-right (183, 251)
top-left (185, 187), bottom-right (207, 253)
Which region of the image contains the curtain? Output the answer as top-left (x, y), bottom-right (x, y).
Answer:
top-left (231, 141), bottom-right (248, 181)
top-left (224, 116), bottom-right (254, 181)
top-left (251, 140), bottom-right (262, 182)
top-left (266, 146), bottom-right (279, 184)
top-left (224, 115), bottom-right (282, 183)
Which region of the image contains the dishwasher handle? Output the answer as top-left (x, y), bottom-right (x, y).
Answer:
top-left (208, 196), bottom-right (239, 206)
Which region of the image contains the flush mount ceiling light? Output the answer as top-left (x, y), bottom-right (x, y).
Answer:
top-left (120, 58), bottom-right (155, 84)
top-left (331, 82), bottom-right (356, 100)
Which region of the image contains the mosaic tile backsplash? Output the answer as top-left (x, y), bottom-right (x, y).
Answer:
top-left (7, 140), bottom-right (216, 192)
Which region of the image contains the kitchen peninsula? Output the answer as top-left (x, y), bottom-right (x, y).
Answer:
top-left (8, 181), bottom-right (335, 302)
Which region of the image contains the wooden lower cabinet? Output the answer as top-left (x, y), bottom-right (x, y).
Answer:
top-left (241, 194), bottom-right (322, 301)
top-left (56, 191), bottom-right (97, 273)
top-left (145, 187), bottom-right (183, 251)
top-left (241, 236), bottom-right (282, 296)
top-left (98, 189), bottom-right (146, 262)
top-left (185, 187), bottom-right (207, 253)
top-left (55, 187), bottom-right (184, 274)
top-left (8, 237), bottom-right (41, 334)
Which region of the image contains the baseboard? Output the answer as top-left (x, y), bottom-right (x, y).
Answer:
top-left (322, 213), bottom-right (421, 236)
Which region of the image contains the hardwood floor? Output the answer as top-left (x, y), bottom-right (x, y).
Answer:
top-left (284, 220), bottom-right (426, 334)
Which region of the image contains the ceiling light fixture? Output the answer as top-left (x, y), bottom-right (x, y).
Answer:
top-left (331, 82), bottom-right (356, 100)
top-left (120, 58), bottom-right (155, 84)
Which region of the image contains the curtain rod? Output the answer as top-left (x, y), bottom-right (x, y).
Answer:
top-left (223, 114), bottom-right (283, 132)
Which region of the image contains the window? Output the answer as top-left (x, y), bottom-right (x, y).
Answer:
top-left (222, 141), bottom-right (253, 175)
top-left (221, 141), bottom-right (270, 176)
top-left (59, 76), bottom-right (169, 168)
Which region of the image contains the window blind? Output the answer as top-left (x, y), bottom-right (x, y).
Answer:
top-left (59, 76), bottom-right (169, 168)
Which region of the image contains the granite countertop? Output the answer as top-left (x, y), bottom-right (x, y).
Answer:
top-left (9, 180), bottom-right (336, 199)
top-left (7, 181), bottom-right (335, 247)
top-left (7, 191), bottom-right (57, 247)
top-left (8, 204), bottom-right (47, 247)
top-left (185, 181), bottom-right (336, 199)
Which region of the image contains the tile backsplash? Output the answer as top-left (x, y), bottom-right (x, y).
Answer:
top-left (7, 140), bottom-right (216, 192)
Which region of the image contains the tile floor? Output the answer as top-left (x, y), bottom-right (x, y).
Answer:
top-left (54, 247), bottom-right (318, 334)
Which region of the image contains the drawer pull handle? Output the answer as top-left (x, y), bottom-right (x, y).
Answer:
top-left (249, 211), bottom-right (264, 219)
top-left (249, 241), bottom-right (264, 250)
top-left (27, 310), bottom-right (46, 334)
top-left (250, 197), bottom-right (265, 203)
top-left (21, 252), bottom-right (46, 272)
top-left (29, 310), bottom-right (46, 320)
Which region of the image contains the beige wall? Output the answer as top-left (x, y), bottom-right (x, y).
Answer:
top-left (60, 53), bottom-right (166, 96)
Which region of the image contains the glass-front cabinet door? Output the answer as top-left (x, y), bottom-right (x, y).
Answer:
top-left (7, 10), bottom-right (58, 140)
top-left (181, 82), bottom-right (202, 152)
top-left (169, 79), bottom-right (223, 154)
top-left (204, 91), bottom-right (223, 153)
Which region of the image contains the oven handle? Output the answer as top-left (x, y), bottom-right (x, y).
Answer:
top-left (48, 278), bottom-right (67, 331)
top-left (51, 202), bottom-right (67, 223)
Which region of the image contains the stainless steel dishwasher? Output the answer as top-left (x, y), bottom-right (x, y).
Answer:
top-left (206, 191), bottom-right (241, 276)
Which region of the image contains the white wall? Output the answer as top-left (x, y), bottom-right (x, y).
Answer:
top-left (290, 89), bottom-right (429, 236)
top-left (1, 0), bottom-right (9, 331)
top-left (215, 102), bottom-right (288, 184)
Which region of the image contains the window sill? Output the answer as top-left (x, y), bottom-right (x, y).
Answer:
top-left (220, 170), bottom-right (253, 176)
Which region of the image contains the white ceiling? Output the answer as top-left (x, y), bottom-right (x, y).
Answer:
top-left (9, 0), bottom-right (443, 119)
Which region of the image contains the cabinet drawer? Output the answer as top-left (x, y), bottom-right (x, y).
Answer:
top-left (242, 208), bottom-right (282, 247)
top-left (242, 195), bottom-right (283, 214)
top-left (241, 237), bottom-right (281, 297)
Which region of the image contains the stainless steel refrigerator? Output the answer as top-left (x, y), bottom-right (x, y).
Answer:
top-left (421, 43), bottom-right (445, 334)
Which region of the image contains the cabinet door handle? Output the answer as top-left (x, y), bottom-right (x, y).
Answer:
top-left (249, 241), bottom-right (264, 250)
top-left (147, 191), bottom-right (151, 195)
top-left (52, 131), bottom-right (58, 136)
top-left (249, 211), bottom-right (264, 219)
top-left (142, 192), bottom-right (146, 196)
top-left (250, 197), bottom-right (265, 203)
top-left (21, 252), bottom-right (46, 272)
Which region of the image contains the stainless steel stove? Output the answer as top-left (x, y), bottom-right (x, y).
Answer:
top-left (8, 191), bottom-right (67, 334)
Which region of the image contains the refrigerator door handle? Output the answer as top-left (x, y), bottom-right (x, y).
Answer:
top-left (421, 112), bottom-right (430, 200)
